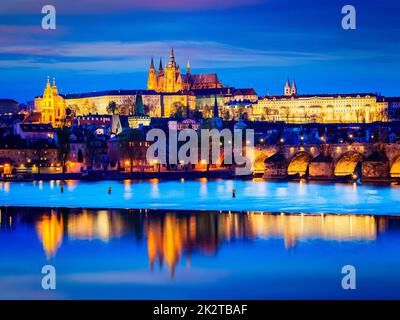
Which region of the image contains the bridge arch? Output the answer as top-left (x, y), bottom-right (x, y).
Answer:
top-left (287, 151), bottom-right (312, 176)
top-left (334, 151), bottom-right (364, 176)
top-left (390, 156), bottom-right (400, 177)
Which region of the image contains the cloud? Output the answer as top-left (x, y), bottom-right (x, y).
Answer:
top-left (0, 0), bottom-right (266, 13)
top-left (0, 40), bottom-right (340, 73)
top-left (0, 24), bottom-right (67, 45)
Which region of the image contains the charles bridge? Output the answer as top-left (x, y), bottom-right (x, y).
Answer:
top-left (252, 142), bottom-right (400, 180)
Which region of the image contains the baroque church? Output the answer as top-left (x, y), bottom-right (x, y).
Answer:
top-left (34, 76), bottom-right (66, 128)
top-left (147, 48), bottom-right (222, 92)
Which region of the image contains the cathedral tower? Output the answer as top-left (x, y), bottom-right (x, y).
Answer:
top-left (147, 48), bottom-right (220, 93)
top-left (157, 58), bottom-right (164, 92)
top-left (165, 48), bottom-right (178, 92)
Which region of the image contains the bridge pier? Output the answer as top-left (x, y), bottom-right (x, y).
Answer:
top-left (263, 153), bottom-right (288, 179)
top-left (309, 154), bottom-right (334, 180)
top-left (361, 152), bottom-right (390, 179)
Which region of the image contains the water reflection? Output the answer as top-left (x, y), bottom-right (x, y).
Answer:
top-left (35, 210), bottom-right (64, 259)
top-left (66, 210), bottom-right (124, 242)
top-left (0, 207), bottom-right (395, 277)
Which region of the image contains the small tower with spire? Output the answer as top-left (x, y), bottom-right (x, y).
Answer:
top-left (291, 79), bottom-right (297, 95)
top-left (186, 60), bottom-right (191, 75)
top-left (164, 47), bottom-right (182, 92)
top-left (158, 58), bottom-right (164, 76)
top-left (284, 78), bottom-right (291, 96)
top-left (168, 48), bottom-right (175, 68)
top-left (147, 57), bottom-right (158, 91)
top-left (157, 58), bottom-right (164, 92)
top-left (52, 77), bottom-right (58, 95)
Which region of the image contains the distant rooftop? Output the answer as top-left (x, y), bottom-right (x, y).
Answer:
top-left (61, 89), bottom-right (157, 99)
top-left (264, 93), bottom-right (379, 99)
top-left (19, 123), bottom-right (54, 132)
top-left (0, 99), bottom-right (18, 105)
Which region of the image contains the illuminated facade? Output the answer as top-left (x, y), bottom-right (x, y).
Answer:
top-left (253, 80), bottom-right (388, 123)
top-left (63, 90), bottom-right (197, 118)
top-left (147, 48), bottom-right (222, 93)
top-left (34, 77), bottom-right (66, 127)
top-left (63, 90), bottom-right (161, 117)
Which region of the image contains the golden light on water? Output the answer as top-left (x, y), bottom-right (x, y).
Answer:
top-left (67, 210), bottom-right (124, 242)
top-left (35, 211), bottom-right (64, 259)
top-left (246, 213), bottom-right (377, 249)
top-left (32, 209), bottom-right (384, 274)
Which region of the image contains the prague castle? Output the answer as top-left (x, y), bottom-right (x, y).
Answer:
top-left (147, 48), bottom-right (222, 92)
top-left (33, 63), bottom-right (390, 126)
top-left (254, 79), bottom-right (389, 123)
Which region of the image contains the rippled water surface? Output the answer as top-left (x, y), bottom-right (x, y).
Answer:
top-left (0, 179), bottom-right (399, 214)
top-left (1, 207), bottom-right (400, 299)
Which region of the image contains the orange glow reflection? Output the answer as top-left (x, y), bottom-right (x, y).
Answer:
top-left (67, 210), bottom-right (124, 241)
top-left (36, 211), bottom-right (64, 259)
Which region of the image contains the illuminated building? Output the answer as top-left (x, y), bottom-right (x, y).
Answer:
top-left (0, 140), bottom-right (59, 174)
top-left (107, 128), bottom-right (150, 172)
top-left (127, 95), bottom-right (151, 129)
top-left (147, 48), bottom-right (222, 92)
top-left (168, 119), bottom-right (201, 131)
top-left (253, 80), bottom-right (389, 123)
top-left (34, 77), bottom-right (66, 127)
top-left (62, 89), bottom-right (197, 118)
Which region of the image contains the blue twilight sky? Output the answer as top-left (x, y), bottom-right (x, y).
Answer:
top-left (0, 0), bottom-right (399, 103)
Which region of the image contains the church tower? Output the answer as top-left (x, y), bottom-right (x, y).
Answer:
top-left (162, 48), bottom-right (183, 92)
top-left (284, 79), bottom-right (291, 96)
top-left (157, 58), bottom-right (164, 92)
top-left (147, 57), bottom-right (158, 91)
top-left (291, 79), bottom-right (297, 95)
top-left (165, 48), bottom-right (178, 92)
top-left (35, 76), bottom-right (66, 127)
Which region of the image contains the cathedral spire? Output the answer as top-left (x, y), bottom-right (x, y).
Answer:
top-left (158, 58), bottom-right (163, 71)
top-left (150, 56), bottom-right (155, 69)
top-left (291, 79), bottom-right (297, 95)
top-left (284, 78), bottom-right (291, 96)
top-left (52, 77), bottom-right (56, 87)
top-left (213, 93), bottom-right (219, 118)
top-left (168, 48), bottom-right (175, 67)
top-left (186, 60), bottom-right (190, 75)
top-left (213, 79), bottom-right (219, 118)
top-left (147, 57), bottom-right (158, 91)
top-left (46, 75), bottom-right (51, 88)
